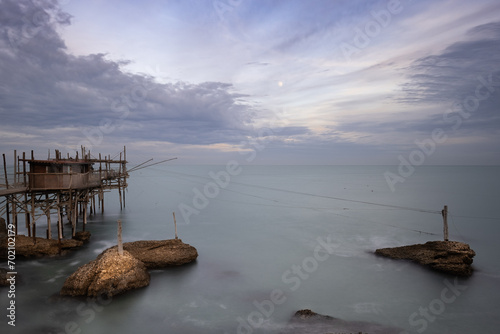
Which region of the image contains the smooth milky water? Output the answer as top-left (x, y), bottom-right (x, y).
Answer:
top-left (2, 165), bottom-right (500, 334)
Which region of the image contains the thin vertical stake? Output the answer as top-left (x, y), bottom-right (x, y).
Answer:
top-left (442, 205), bottom-right (449, 241)
top-left (117, 220), bottom-right (123, 256)
top-left (173, 212), bottom-right (178, 240)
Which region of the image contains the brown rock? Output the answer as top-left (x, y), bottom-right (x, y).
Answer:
top-left (0, 235), bottom-right (84, 259)
top-left (60, 248), bottom-right (150, 297)
top-left (375, 241), bottom-right (476, 277)
top-left (73, 231), bottom-right (91, 243)
top-left (112, 239), bottom-right (198, 269)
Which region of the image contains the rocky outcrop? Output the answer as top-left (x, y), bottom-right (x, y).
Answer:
top-left (61, 239), bottom-right (197, 297)
top-left (114, 239), bottom-right (198, 269)
top-left (0, 235), bottom-right (87, 259)
top-left (284, 309), bottom-right (402, 334)
top-left (60, 248), bottom-right (150, 297)
top-left (375, 241), bottom-right (475, 277)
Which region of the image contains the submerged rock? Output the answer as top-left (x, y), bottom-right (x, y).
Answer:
top-left (60, 248), bottom-right (150, 297)
top-left (73, 231), bottom-right (92, 243)
top-left (375, 241), bottom-right (475, 277)
top-left (114, 239), bottom-right (198, 269)
top-left (0, 235), bottom-right (85, 258)
top-left (284, 309), bottom-right (402, 334)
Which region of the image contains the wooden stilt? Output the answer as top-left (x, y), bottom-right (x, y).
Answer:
top-left (117, 220), bottom-right (123, 256)
top-left (173, 212), bottom-right (178, 240)
top-left (83, 196), bottom-right (87, 232)
top-left (2, 154), bottom-right (8, 189)
top-left (12, 197), bottom-right (17, 235)
top-left (31, 192), bottom-right (36, 243)
top-left (101, 189), bottom-right (104, 214)
top-left (72, 192), bottom-right (77, 237)
top-left (5, 196), bottom-right (10, 231)
top-left (13, 150), bottom-right (17, 185)
top-left (57, 193), bottom-right (62, 240)
top-left (46, 210), bottom-right (51, 239)
top-left (442, 205), bottom-right (449, 241)
top-left (45, 194), bottom-right (51, 239)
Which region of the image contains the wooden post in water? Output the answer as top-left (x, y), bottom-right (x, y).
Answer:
top-left (46, 194), bottom-right (51, 239)
top-left (3, 154), bottom-right (10, 229)
top-left (118, 152), bottom-right (123, 210)
top-left (117, 219), bottom-right (123, 256)
top-left (57, 193), bottom-right (62, 241)
top-left (173, 212), bottom-right (178, 240)
top-left (3, 153), bottom-right (9, 189)
top-left (441, 205), bottom-right (449, 241)
top-left (13, 150), bottom-right (17, 185)
top-left (83, 195), bottom-right (87, 232)
top-left (31, 192), bottom-right (36, 244)
top-left (23, 152), bottom-right (28, 236)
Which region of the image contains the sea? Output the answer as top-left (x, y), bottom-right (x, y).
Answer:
top-left (1, 165), bottom-right (499, 334)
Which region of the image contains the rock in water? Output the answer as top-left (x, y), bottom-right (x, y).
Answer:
top-left (0, 235), bottom-right (84, 258)
top-left (375, 241), bottom-right (475, 276)
top-left (60, 248), bottom-right (150, 297)
top-left (73, 231), bottom-right (92, 243)
top-left (117, 239), bottom-right (198, 269)
top-left (284, 309), bottom-right (403, 334)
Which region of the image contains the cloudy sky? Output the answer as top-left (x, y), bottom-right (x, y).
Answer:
top-left (0, 0), bottom-right (499, 165)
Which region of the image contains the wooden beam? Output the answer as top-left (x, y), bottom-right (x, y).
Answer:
top-left (442, 205), bottom-right (449, 241)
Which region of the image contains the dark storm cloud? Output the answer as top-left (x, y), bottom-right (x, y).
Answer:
top-left (338, 21), bottom-right (500, 139)
top-left (399, 21), bottom-right (500, 109)
top-left (0, 0), bottom-right (296, 149)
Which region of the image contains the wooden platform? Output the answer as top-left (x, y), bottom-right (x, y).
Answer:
top-left (0, 186), bottom-right (27, 197)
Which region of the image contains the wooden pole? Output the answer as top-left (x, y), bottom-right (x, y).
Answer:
top-left (57, 193), bottom-right (62, 241)
top-left (2, 154), bottom-right (11, 229)
top-left (117, 220), bottom-right (123, 256)
top-left (12, 196), bottom-right (17, 235)
top-left (83, 194), bottom-right (87, 231)
top-left (72, 192), bottom-right (77, 237)
top-left (17, 153), bottom-right (20, 185)
top-left (22, 152), bottom-right (26, 186)
top-left (442, 205), bottom-right (449, 241)
top-left (173, 212), bottom-right (178, 240)
top-left (46, 194), bottom-right (51, 239)
top-left (13, 150), bottom-right (17, 185)
top-left (2, 153), bottom-right (8, 189)
top-left (31, 192), bottom-right (36, 243)
top-left (123, 146), bottom-right (127, 208)
top-left (5, 196), bottom-right (10, 231)
top-left (118, 153), bottom-right (123, 210)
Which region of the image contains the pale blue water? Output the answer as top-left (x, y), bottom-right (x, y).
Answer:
top-left (1, 165), bottom-right (500, 333)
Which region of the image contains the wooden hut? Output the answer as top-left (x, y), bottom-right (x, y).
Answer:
top-left (28, 159), bottom-right (97, 190)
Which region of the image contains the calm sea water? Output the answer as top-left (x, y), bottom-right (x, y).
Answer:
top-left (2, 165), bottom-right (500, 334)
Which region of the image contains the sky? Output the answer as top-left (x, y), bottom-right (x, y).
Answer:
top-left (0, 0), bottom-right (499, 165)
